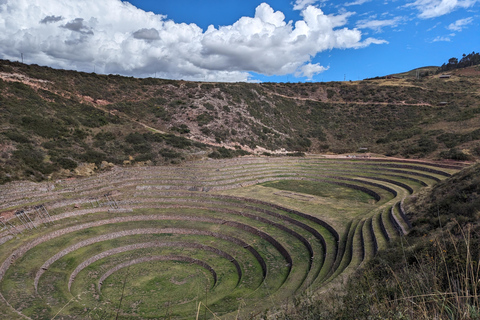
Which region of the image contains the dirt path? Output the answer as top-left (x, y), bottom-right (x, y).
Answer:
top-left (268, 91), bottom-right (434, 107)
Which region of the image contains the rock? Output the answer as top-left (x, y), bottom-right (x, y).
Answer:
top-left (73, 163), bottom-right (97, 177)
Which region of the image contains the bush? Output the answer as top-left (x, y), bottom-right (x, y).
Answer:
top-left (439, 148), bottom-right (472, 161)
top-left (125, 132), bottom-right (145, 144)
top-left (196, 113), bottom-right (214, 126)
top-left (79, 150), bottom-right (106, 165)
top-left (165, 134), bottom-right (191, 149)
top-left (159, 148), bottom-right (181, 159)
top-left (171, 124), bottom-right (190, 134)
top-left (133, 143), bottom-right (151, 153)
top-left (403, 136), bottom-right (438, 156)
top-left (55, 157), bottom-right (78, 170)
top-left (13, 146), bottom-right (55, 174)
top-left (21, 116), bottom-right (68, 138)
top-left (134, 153), bottom-right (156, 162)
top-left (208, 147), bottom-right (234, 159)
top-left (95, 131), bottom-right (116, 141)
top-left (3, 130), bottom-right (31, 143)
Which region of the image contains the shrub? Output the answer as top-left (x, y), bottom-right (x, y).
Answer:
top-left (21, 116), bottom-right (68, 138)
top-left (439, 148), bottom-right (472, 161)
top-left (286, 152), bottom-right (305, 157)
top-left (55, 157), bottom-right (78, 170)
top-left (196, 113), bottom-right (214, 126)
top-left (125, 132), bottom-right (145, 144)
top-left (204, 103), bottom-right (215, 111)
top-left (164, 134), bottom-right (191, 149)
top-left (13, 146), bottom-right (55, 174)
top-left (171, 124), bottom-right (190, 134)
top-left (134, 153), bottom-right (156, 162)
top-left (79, 150), bottom-right (106, 165)
top-left (403, 136), bottom-right (438, 156)
top-left (133, 143), bottom-right (152, 153)
top-left (208, 147), bottom-right (234, 159)
top-left (200, 127), bottom-right (211, 135)
top-left (3, 130), bottom-right (31, 143)
top-left (95, 131), bottom-right (116, 141)
top-left (159, 148), bottom-right (181, 159)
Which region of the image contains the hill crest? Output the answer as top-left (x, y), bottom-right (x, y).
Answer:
top-left (1, 59), bottom-right (480, 183)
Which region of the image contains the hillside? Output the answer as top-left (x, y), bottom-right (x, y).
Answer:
top-left (1, 59), bottom-right (480, 183)
top-left (273, 162), bottom-right (480, 319)
top-left (0, 155), bottom-right (466, 319)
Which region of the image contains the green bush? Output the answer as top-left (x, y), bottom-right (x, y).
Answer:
top-left (171, 124), bottom-right (190, 134)
top-left (21, 116), bottom-right (68, 138)
top-left (208, 147), bottom-right (234, 159)
top-left (13, 146), bottom-right (55, 174)
top-left (439, 148), bottom-right (472, 161)
top-left (3, 130), bottom-right (31, 143)
top-left (79, 150), bottom-right (106, 165)
top-left (95, 131), bottom-right (116, 141)
top-left (134, 153), bottom-right (156, 162)
top-left (165, 134), bottom-right (191, 149)
top-left (159, 148), bottom-right (181, 159)
top-left (55, 157), bottom-right (78, 170)
top-left (196, 113), bottom-right (214, 126)
top-left (125, 132), bottom-right (145, 144)
top-left (403, 136), bottom-right (438, 156)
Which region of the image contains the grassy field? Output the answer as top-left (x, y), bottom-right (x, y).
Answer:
top-left (0, 156), bottom-right (466, 319)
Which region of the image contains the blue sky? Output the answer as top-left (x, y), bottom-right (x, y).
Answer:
top-left (0, 0), bottom-right (478, 82)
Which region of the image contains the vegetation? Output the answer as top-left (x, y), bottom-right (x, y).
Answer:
top-left (272, 163), bottom-right (480, 319)
top-left (438, 52), bottom-right (480, 73)
top-left (0, 156), bottom-right (467, 319)
top-left (0, 54), bottom-right (479, 318)
top-left (1, 56), bottom-right (480, 183)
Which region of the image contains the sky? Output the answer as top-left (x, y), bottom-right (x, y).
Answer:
top-left (0, 0), bottom-right (478, 82)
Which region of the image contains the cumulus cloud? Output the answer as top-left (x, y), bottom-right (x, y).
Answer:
top-left (407, 0), bottom-right (479, 19)
top-left (296, 63), bottom-right (329, 79)
top-left (0, 0), bottom-right (385, 81)
top-left (356, 17), bottom-right (403, 32)
top-left (447, 16), bottom-right (473, 31)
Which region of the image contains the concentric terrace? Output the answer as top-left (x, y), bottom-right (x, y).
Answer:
top-left (0, 156), bottom-right (465, 319)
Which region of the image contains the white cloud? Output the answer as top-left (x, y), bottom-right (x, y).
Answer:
top-left (432, 35), bottom-right (452, 41)
top-left (0, 0), bottom-right (386, 81)
top-left (356, 17), bottom-right (403, 32)
top-left (295, 63), bottom-right (329, 79)
top-left (293, 0), bottom-right (321, 10)
top-left (447, 16), bottom-right (474, 31)
top-left (427, 21), bottom-right (442, 30)
top-left (344, 0), bottom-right (372, 6)
top-left (406, 0), bottom-right (479, 19)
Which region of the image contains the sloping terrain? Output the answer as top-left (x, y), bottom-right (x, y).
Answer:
top-left (0, 58), bottom-right (478, 319)
top-left (0, 156), bottom-right (466, 319)
top-left (1, 60), bottom-right (479, 183)
top-left (275, 162), bottom-right (480, 320)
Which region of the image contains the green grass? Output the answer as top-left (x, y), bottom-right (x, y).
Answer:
top-left (261, 180), bottom-right (376, 203)
top-left (1, 60), bottom-right (479, 183)
top-left (0, 156), bottom-right (463, 319)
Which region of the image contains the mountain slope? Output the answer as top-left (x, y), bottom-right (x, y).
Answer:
top-left (272, 162), bottom-right (480, 319)
top-left (1, 59), bottom-right (480, 183)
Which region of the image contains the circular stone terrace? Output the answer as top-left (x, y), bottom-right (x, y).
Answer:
top-left (0, 155), bottom-right (465, 319)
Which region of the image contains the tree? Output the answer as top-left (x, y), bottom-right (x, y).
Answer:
top-left (448, 57), bottom-right (458, 66)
